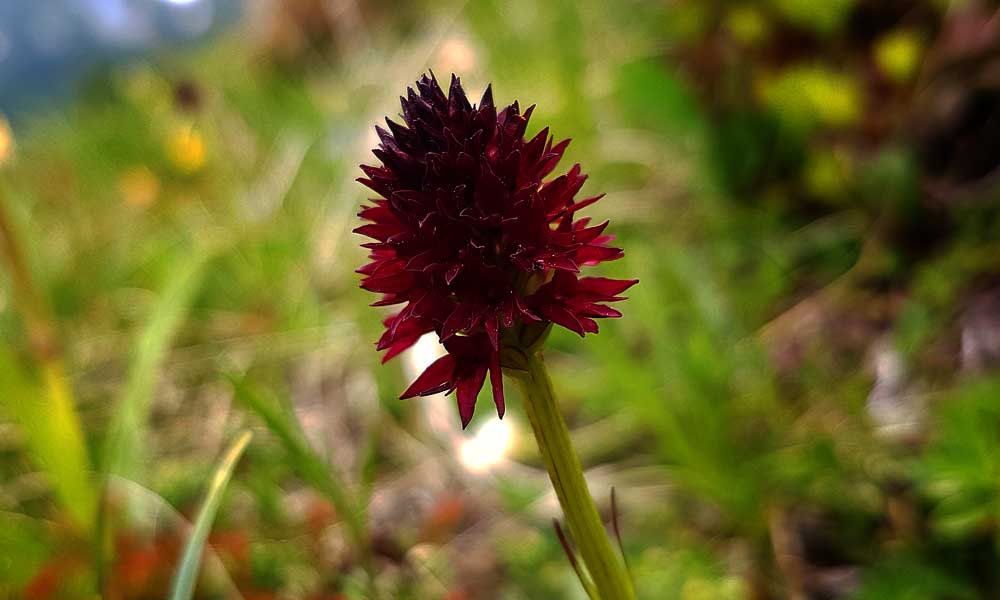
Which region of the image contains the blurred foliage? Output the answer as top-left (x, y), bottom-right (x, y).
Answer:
top-left (1, 0), bottom-right (1000, 599)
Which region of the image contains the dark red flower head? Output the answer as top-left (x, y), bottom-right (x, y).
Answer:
top-left (356, 73), bottom-right (637, 428)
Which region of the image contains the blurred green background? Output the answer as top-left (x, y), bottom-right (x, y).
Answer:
top-left (2, 0), bottom-right (1000, 598)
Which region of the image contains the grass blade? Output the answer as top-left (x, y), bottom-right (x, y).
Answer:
top-left (104, 246), bottom-right (211, 479)
top-left (0, 351), bottom-right (97, 531)
top-left (229, 376), bottom-right (380, 596)
top-left (0, 194), bottom-right (97, 532)
top-left (93, 245), bottom-right (213, 597)
top-left (169, 430), bottom-right (252, 600)
top-left (228, 376), bottom-right (372, 570)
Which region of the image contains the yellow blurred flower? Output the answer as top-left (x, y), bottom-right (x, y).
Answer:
top-left (166, 126), bottom-right (206, 174)
top-left (726, 5), bottom-right (769, 45)
top-left (118, 166), bottom-right (160, 208)
top-left (0, 114), bottom-right (14, 166)
top-left (875, 30), bottom-right (923, 83)
top-left (760, 65), bottom-right (861, 129)
top-left (804, 148), bottom-right (852, 202)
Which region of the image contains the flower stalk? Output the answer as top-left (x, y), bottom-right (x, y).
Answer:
top-left (355, 74), bottom-right (638, 597)
top-left (514, 351), bottom-right (635, 600)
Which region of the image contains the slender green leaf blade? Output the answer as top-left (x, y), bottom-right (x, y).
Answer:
top-left (105, 247), bottom-right (211, 479)
top-left (228, 376), bottom-right (366, 547)
top-left (169, 430), bottom-right (252, 600)
top-left (0, 352), bottom-right (96, 530)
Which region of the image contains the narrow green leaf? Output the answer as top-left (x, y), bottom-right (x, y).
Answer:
top-left (104, 246), bottom-right (211, 479)
top-left (169, 430), bottom-right (252, 600)
top-left (0, 351), bottom-right (96, 530)
top-left (229, 376), bottom-right (379, 597)
top-left (96, 247), bottom-right (213, 592)
top-left (227, 376), bottom-right (367, 550)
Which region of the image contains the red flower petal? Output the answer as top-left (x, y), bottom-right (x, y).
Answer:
top-left (400, 354), bottom-right (456, 399)
top-left (489, 349), bottom-right (505, 419)
top-left (456, 363), bottom-right (488, 428)
top-left (574, 245), bottom-right (624, 264)
top-left (484, 313), bottom-right (500, 350)
top-left (577, 277), bottom-right (639, 298)
top-left (353, 223), bottom-right (399, 241)
top-left (540, 304), bottom-right (587, 337)
top-left (381, 334), bottom-right (422, 363)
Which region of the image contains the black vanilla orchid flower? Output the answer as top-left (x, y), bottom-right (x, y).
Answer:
top-left (356, 73), bottom-right (637, 428)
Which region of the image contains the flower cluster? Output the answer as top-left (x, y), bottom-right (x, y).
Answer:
top-left (356, 73), bottom-right (636, 427)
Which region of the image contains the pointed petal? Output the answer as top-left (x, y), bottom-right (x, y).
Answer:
top-left (577, 277), bottom-right (639, 297)
top-left (440, 305), bottom-right (468, 341)
top-left (571, 302), bottom-right (623, 319)
top-left (353, 223), bottom-right (400, 242)
top-left (543, 256), bottom-right (580, 272)
top-left (501, 298), bottom-right (516, 328)
top-left (489, 349), bottom-right (505, 419)
top-left (574, 245), bottom-right (624, 264)
top-left (479, 84), bottom-right (494, 111)
top-left (400, 354), bottom-right (456, 399)
top-left (456, 364), bottom-right (488, 428)
top-left (381, 333), bottom-right (422, 363)
top-left (541, 305), bottom-right (586, 337)
top-left (484, 313), bottom-right (500, 350)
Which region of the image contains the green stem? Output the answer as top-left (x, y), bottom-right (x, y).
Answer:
top-left (515, 352), bottom-right (635, 600)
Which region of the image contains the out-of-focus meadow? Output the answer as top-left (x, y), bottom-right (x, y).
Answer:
top-left (2, 0), bottom-right (1000, 598)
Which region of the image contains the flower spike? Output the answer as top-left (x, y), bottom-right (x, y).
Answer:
top-left (357, 73), bottom-right (636, 428)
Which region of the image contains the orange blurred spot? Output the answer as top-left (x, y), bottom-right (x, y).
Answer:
top-left (112, 530), bottom-right (181, 597)
top-left (24, 556), bottom-right (83, 600)
top-left (208, 530), bottom-right (251, 563)
top-left (420, 492), bottom-right (466, 543)
top-left (442, 588), bottom-right (469, 600)
top-left (0, 114), bottom-right (13, 165)
top-left (118, 166), bottom-right (160, 208)
top-left (116, 542), bottom-right (163, 593)
top-left (306, 496), bottom-right (338, 533)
